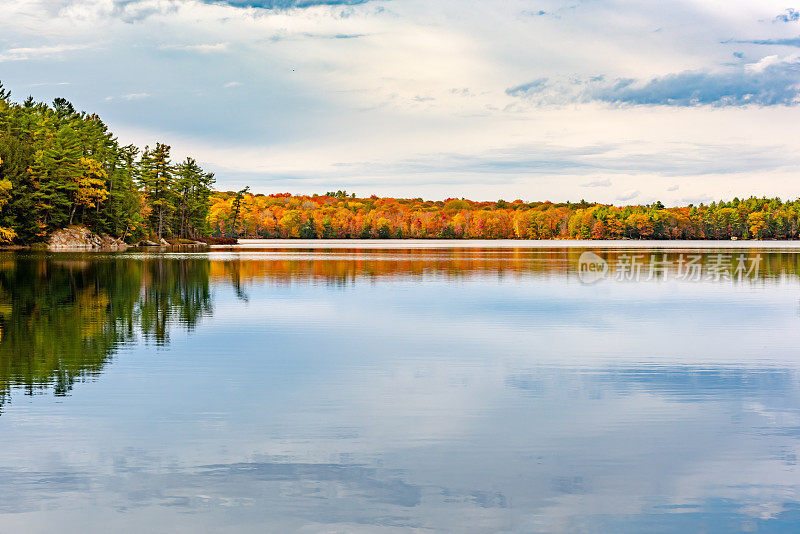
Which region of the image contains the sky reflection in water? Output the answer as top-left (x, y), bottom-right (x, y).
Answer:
top-left (1, 243), bottom-right (800, 533)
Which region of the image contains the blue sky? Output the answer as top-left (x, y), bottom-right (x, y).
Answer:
top-left (2, 0), bottom-right (800, 203)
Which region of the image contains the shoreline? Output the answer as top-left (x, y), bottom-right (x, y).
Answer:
top-left (7, 238), bottom-right (800, 252)
top-left (222, 238), bottom-right (800, 250)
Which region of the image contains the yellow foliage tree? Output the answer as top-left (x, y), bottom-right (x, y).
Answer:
top-left (70, 157), bottom-right (109, 225)
top-left (0, 156), bottom-right (18, 243)
top-left (278, 210), bottom-right (302, 238)
top-left (748, 212), bottom-right (767, 239)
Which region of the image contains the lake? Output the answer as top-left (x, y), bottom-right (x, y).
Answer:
top-left (1, 240), bottom-right (800, 533)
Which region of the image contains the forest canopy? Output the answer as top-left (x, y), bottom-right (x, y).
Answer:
top-left (208, 192), bottom-right (800, 240)
top-left (0, 81), bottom-right (214, 244)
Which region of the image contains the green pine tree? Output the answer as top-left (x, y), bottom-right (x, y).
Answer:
top-left (138, 143), bottom-right (175, 240)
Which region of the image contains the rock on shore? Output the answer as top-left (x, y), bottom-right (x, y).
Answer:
top-left (48, 226), bottom-right (129, 251)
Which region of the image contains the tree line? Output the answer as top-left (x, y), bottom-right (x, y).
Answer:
top-left (0, 82), bottom-right (214, 244)
top-left (208, 193), bottom-right (800, 240)
top-left (3, 80), bottom-right (800, 243)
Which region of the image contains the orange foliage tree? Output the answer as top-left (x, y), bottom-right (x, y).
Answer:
top-left (206, 193), bottom-right (800, 240)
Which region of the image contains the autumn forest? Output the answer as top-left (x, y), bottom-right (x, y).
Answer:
top-left (208, 191), bottom-right (800, 241)
top-left (2, 82), bottom-right (800, 244)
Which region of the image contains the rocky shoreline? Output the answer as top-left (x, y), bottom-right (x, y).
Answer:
top-left (44, 226), bottom-right (211, 251)
top-left (48, 226), bottom-right (130, 251)
top-left (0, 227), bottom-right (230, 250)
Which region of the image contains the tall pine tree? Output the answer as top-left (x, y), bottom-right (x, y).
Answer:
top-left (138, 143), bottom-right (175, 240)
top-left (173, 157), bottom-right (215, 239)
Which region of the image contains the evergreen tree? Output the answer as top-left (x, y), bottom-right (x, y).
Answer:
top-left (29, 122), bottom-right (83, 231)
top-left (108, 144), bottom-right (143, 241)
top-left (229, 186), bottom-right (249, 237)
top-left (0, 81), bottom-right (216, 243)
top-left (138, 143), bottom-right (175, 240)
top-left (173, 157), bottom-right (215, 238)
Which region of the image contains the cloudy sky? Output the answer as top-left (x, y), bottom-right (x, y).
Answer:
top-left (2, 0), bottom-right (800, 204)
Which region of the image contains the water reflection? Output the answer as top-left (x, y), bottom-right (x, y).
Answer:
top-left (207, 247), bottom-right (798, 286)
top-left (0, 255), bottom-right (212, 409)
top-left (1, 246), bottom-right (800, 532)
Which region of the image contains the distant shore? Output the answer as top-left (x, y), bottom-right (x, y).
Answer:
top-left (8, 238), bottom-right (800, 252)
top-left (221, 239), bottom-right (800, 249)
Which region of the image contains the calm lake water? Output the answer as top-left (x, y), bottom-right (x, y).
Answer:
top-left (2, 240), bottom-right (800, 533)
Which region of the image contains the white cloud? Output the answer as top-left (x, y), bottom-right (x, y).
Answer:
top-left (28, 81), bottom-right (71, 87)
top-left (158, 42), bottom-right (230, 53)
top-left (616, 190), bottom-right (641, 202)
top-left (0, 44), bottom-right (90, 62)
top-left (224, 81), bottom-right (242, 88)
top-left (744, 54), bottom-right (786, 73)
top-left (122, 92), bottom-right (151, 100)
top-left (582, 178), bottom-right (612, 188)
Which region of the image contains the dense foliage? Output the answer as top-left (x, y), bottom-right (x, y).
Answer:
top-left (209, 193), bottom-right (800, 240)
top-left (0, 82), bottom-right (214, 244)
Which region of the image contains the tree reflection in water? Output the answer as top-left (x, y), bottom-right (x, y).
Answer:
top-left (0, 254), bottom-right (212, 411)
top-left (0, 247), bottom-right (792, 411)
